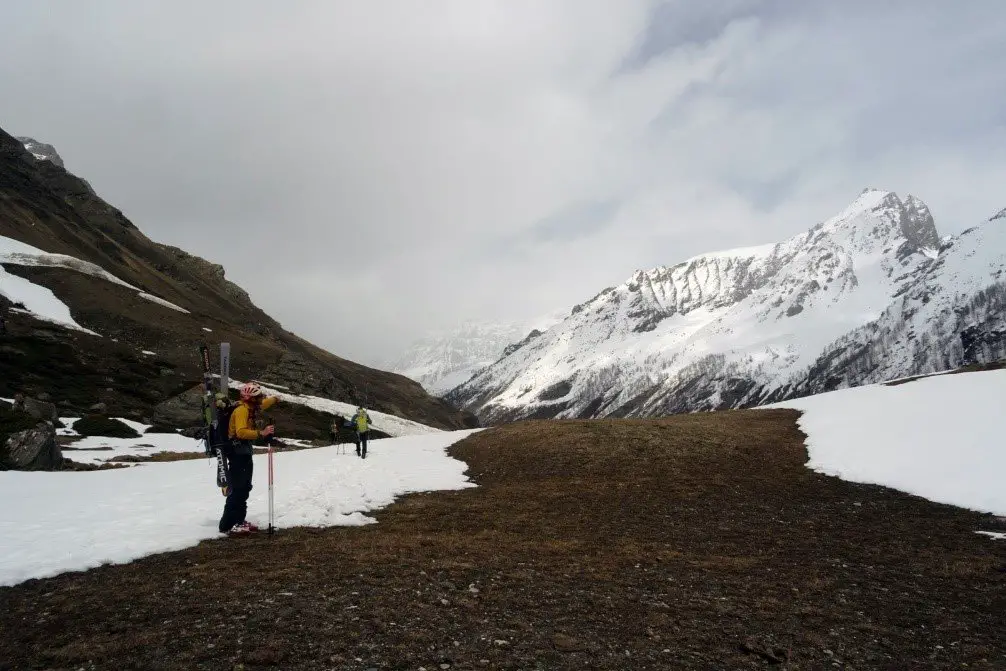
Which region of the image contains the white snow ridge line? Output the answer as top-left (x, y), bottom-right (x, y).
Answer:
top-left (1, 234), bottom-right (190, 317)
top-left (138, 292), bottom-right (190, 314)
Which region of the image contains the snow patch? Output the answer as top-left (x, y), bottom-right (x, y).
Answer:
top-left (250, 379), bottom-right (291, 391)
top-left (0, 234), bottom-right (188, 317)
top-left (63, 430), bottom-right (201, 464)
top-left (139, 292), bottom-right (189, 314)
top-left (0, 236), bottom-right (136, 289)
top-left (0, 266), bottom-right (99, 335)
top-left (58, 417), bottom-right (155, 450)
top-left (768, 369), bottom-right (1006, 516)
top-left (0, 430), bottom-right (479, 586)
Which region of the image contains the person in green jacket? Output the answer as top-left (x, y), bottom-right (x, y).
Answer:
top-left (352, 406), bottom-right (372, 459)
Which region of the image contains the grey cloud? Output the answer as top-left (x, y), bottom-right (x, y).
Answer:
top-left (624, 0), bottom-right (784, 70)
top-left (531, 200), bottom-right (620, 243)
top-left (2, 1), bottom-right (1005, 366)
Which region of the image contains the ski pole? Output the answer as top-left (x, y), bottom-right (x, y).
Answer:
top-left (267, 442), bottom-right (275, 535)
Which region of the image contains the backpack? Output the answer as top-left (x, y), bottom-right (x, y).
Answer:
top-left (212, 402), bottom-right (237, 448)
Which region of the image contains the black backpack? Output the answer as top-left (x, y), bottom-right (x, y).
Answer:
top-left (211, 403), bottom-right (237, 448)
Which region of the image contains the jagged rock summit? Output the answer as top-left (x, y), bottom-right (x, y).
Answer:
top-left (16, 136), bottom-right (65, 168)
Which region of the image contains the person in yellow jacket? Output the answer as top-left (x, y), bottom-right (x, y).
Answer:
top-left (218, 382), bottom-right (277, 535)
top-left (352, 405), bottom-right (372, 459)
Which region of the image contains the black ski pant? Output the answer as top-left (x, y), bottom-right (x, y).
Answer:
top-left (355, 431), bottom-right (369, 457)
top-left (219, 453), bottom-right (253, 532)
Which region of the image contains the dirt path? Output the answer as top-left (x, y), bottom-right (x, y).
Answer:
top-left (1, 409), bottom-right (1003, 670)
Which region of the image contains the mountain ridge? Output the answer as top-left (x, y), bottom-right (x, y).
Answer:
top-left (390, 312), bottom-right (564, 395)
top-left (447, 188), bottom-right (1005, 422)
top-left (0, 127), bottom-right (475, 430)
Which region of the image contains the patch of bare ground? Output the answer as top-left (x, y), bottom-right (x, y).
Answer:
top-left (59, 458), bottom-right (129, 471)
top-left (1, 409), bottom-right (1003, 670)
top-left (101, 440), bottom-right (336, 463)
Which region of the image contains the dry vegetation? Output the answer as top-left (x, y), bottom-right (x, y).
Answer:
top-left (1, 409), bottom-right (1003, 670)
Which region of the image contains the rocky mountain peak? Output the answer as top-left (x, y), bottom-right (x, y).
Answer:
top-left (990, 207), bottom-right (1006, 222)
top-left (900, 194), bottom-right (940, 250)
top-left (15, 137), bottom-right (65, 168)
top-left (810, 189), bottom-right (939, 260)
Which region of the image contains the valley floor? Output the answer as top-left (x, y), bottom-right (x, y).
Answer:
top-left (1, 410), bottom-right (1004, 670)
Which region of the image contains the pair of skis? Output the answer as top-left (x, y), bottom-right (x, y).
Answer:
top-left (199, 342), bottom-right (274, 535)
top-left (198, 343), bottom-right (229, 496)
top-left (199, 343), bottom-right (232, 495)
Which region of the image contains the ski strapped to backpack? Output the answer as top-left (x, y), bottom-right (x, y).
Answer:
top-left (198, 343), bottom-right (230, 496)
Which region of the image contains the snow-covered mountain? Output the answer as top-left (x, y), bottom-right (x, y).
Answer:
top-left (391, 312), bottom-right (564, 395)
top-left (448, 189), bottom-right (1006, 422)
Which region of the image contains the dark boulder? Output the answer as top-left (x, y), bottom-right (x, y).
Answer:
top-left (12, 393), bottom-right (58, 422)
top-left (152, 386), bottom-right (204, 428)
top-left (5, 421), bottom-right (62, 470)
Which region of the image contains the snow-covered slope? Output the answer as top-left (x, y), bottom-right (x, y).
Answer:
top-left (768, 368), bottom-right (1006, 518)
top-left (784, 210), bottom-right (1006, 397)
top-left (391, 312), bottom-right (564, 394)
top-left (0, 430), bottom-right (479, 586)
top-left (0, 234), bottom-right (190, 330)
top-left (449, 189), bottom-right (1005, 422)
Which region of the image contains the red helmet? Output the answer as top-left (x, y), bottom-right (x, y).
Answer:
top-left (240, 382), bottom-right (263, 400)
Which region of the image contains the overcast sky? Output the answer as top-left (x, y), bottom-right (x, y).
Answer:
top-left (2, 1), bottom-right (1005, 366)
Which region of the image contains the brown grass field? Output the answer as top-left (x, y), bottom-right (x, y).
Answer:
top-left (1, 409), bottom-right (1003, 670)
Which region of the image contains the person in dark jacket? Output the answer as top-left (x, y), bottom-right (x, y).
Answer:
top-left (218, 382), bottom-right (277, 535)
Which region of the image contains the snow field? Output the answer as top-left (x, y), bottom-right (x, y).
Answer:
top-left (768, 368), bottom-right (1006, 518)
top-left (51, 417), bottom-right (205, 465)
top-left (0, 429), bottom-right (480, 586)
top-left (63, 432), bottom-right (205, 464)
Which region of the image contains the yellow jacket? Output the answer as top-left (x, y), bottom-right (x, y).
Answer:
top-left (353, 409), bottom-right (371, 433)
top-left (229, 397), bottom-right (278, 441)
